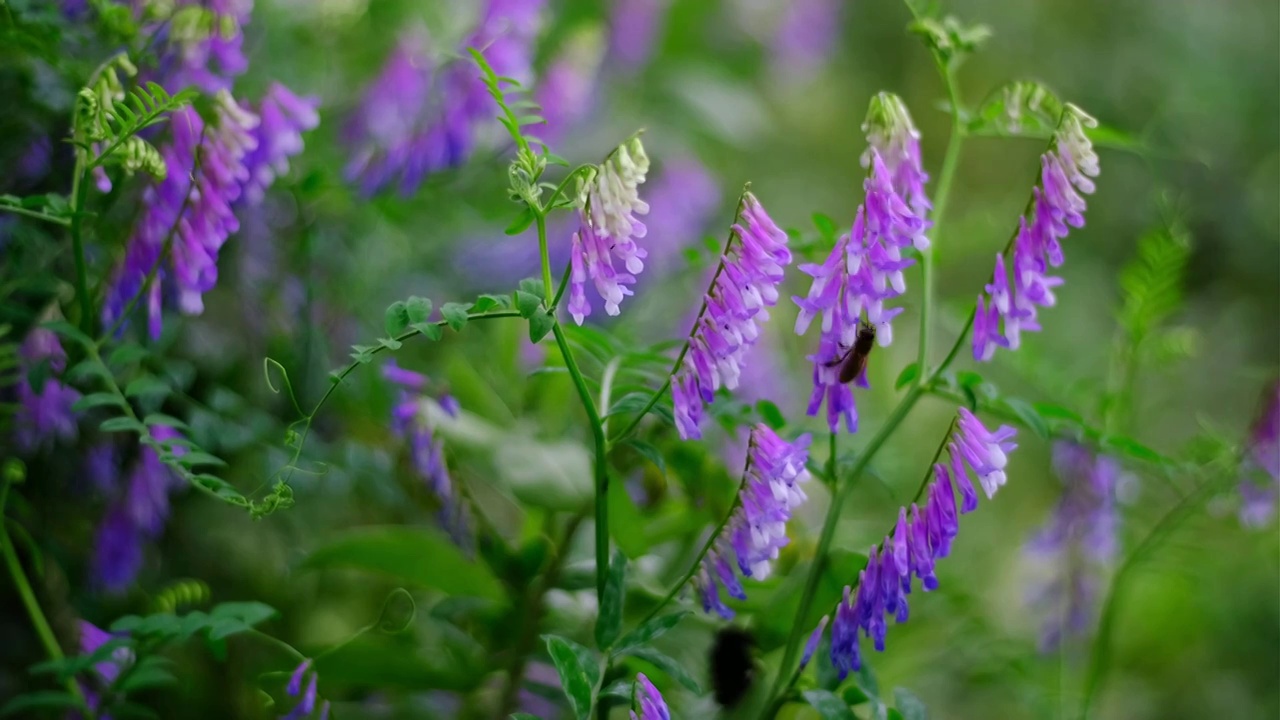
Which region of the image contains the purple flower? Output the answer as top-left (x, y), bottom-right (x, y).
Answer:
top-left (104, 92), bottom-right (259, 339)
top-left (14, 327), bottom-right (80, 452)
top-left (1024, 442), bottom-right (1119, 651)
top-left (771, 0), bottom-right (841, 81)
top-left (973, 104), bottom-right (1099, 361)
top-left (383, 363), bottom-right (469, 545)
top-left (1239, 380), bottom-right (1280, 528)
top-left (798, 614), bottom-right (830, 670)
top-left (241, 83), bottom-right (320, 206)
top-left (345, 0), bottom-right (545, 195)
top-left (76, 620), bottom-right (134, 717)
top-left (671, 192), bottom-right (791, 439)
top-left (828, 410), bottom-right (1016, 674)
top-left (862, 93), bottom-right (932, 224)
top-left (282, 658), bottom-right (321, 720)
top-left (93, 507), bottom-right (144, 593)
top-left (535, 28), bottom-right (603, 146)
top-left (567, 136), bottom-right (651, 324)
top-left (631, 673), bottom-right (670, 720)
top-left (609, 0), bottom-right (669, 72)
top-left (696, 425), bottom-right (811, 618)
top-left (148, 0), bottom-right (252, 94)
top-left (638, 159), bottom-right (723, 279)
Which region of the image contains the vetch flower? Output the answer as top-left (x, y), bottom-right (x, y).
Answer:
top-left (14, 327), bottom-right (79, 452)
top-left (671, 191), bottom-right (792, 439)
top-left (862, 92), bottom-right (931, 222)
top-left (1239, 380), bottom-right (1280, 528)
top-left (1024, 442), bottom-right (1119, 651)
top-left (282, 658), bottom-right (326, 720)
top-left (829, 410), bottom-right (1016, 674)
top-left (798, 614), bottom-right (830, 671)
top-left (695, 425), bottom-right (811, 618)
top-left (104, 92), bottom-right (260, 339)
top-left (241, 83), bottom-right (320, 206)
top-left (973, 104), bottom-right (1099, 361)
top-left (566, 136), bottom-right (651, 325)
top-left (151, 0), bottom-right (253, 94)
top-left (384, 363), bottom-right (469, 546)
top-left (631, 673), bottom-right (670, 720)
top-left (610, 0), bottom-right (669, 72)
top-left (771, 0), bottom-right (841, 81)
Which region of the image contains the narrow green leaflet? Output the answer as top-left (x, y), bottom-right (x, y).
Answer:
top-left (595, 549), bottom-right (628, 648)
top-left (612, 611), bottom-right (690, 654)
top-left (542, 635), bottom-right (599, 720)
top-left (803, 689), bottom-right (857, 720)
top-left (893, 688), bottom-right (929, 720)
top-left (617, 646), bottom-right (701, 693)
top-left (0, 692), bottom-right (83, 717)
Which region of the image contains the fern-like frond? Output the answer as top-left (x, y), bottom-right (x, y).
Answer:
top-left (86, 82), bottom-right (195, 172)
top-left (469, 48), bottom-right (547, 151)
top-left (1117, 223), bottom-right (1192, 342)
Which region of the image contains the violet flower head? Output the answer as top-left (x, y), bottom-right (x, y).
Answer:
top-left (793, 144), bottom-right (927, 432)
top-left (771, 0), bottom-right (841, 81)
top-left (282, 658), bottom-right (322, 720)
top-left (671, 192), bottom-right (792, 440)
top-left (104, 91), bottom-right (259, 339)
top-left (630, 673), bottom-right (670, 720)
top-left (973, 104), bottom-right (1099, 361)
top-left (695, 425), bottom-right (811, 618)
top-left (383, 363), bottom-right (469, 545)
top-left (637, 158), bottom-right (722, 280)
top-left (241, 83), bottom-right (320, 206)
top-left (93, 506), bottom-right (144, 593)
top-left (609, 0), bottom-right (669, 72)
top-left (1239, 380), bottom-right (1280, 528)
top-left (566, 135), bottom-right (651, 325)
top-left (14, 327), bottom-right (80, 452)
top-left (345, 0), bottom-right (545, 195)
top-left (829, 410), bottom-right (1016, 674)
top-left (76, 620), bottom-right (134, 715)
top-left (799, 614), bottom-right (830, 671)
top-left (1024, 442), bottom-right (1119, 651)
top-left (862, 92), bottom-right (931, 223)
top-left (151, 0), bottom-right (253, 94)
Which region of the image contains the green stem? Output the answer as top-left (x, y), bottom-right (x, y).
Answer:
top-left (551, 321), bottom-right (610, 603)
top-left (536, 212), bottom-right (554, 306)
top-left (0, 481), bottom-right (88, 709)
top-left (0, 204), bottom-right (71, 226)
top-left (765, 384), bottom-right (924, 708)
top-left (917, 63), bottom-right (967, 380)
top-left (1080, 473), bottom-right (1227, 719)
top-left (69, 151), bottom-right (93, 334)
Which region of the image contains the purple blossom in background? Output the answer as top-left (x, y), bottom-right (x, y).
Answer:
top-left (671, 192), bottom-right (792, 440)
top-left (1024, 442), bottom-right (1119, 651)
top-left (1239, 380), bottom-right (1280, 528)
top-left (149, 0), bottom-right (253, 94)
top-left (535, 27), bottom-right (603, 146)
top-left (826, 410), bottom-right (1016, 675)
top-left (92, 426), bottom-right (185, 593)
top-left (638, 158), bottom-right (722, 280)
top-left (14, 327), bottom-right (80, 452)
top-left (793, 102), bottom-right (929, 434)
top-left (567, 136), bottom-right (651, 324)
top-left (76, 620), bottom-right (133, 715)
top-left (630, 673), bottom-right (670, 720)
top-left (104, 92), bottom-right (259, 339)
top-left (282, 658), bottom-right (326, 720)
top-left (696, 424), bottom-right (811, 618)
top-left (346, 0), bottom-right (545, 195)
top-left (609, 0), bottom-right (669, 72)
top-left (771, 0), bottom-right (840, 81)
top-left (241, 83), bottom-right (320, 205)
top-left (973, 104), bottom-right (1099, 361)
top-left (384, 363), bottom-right (469, 545)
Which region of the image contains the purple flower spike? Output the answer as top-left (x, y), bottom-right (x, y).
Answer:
top-left (241, 83), bottom-right (320, 206)
top-left (287, 659), bottom-right (313, 696)
top-left (1025, 442), bottom-right (1120, 651)
top-left (383, 362), bottom-right (471, 546)
top-left (567, 136), bottom-right (651, 325)
top-left (695, 425), bottom-right (811, 617)
top-left (974, 104), bottom-right (1098, 361)
top-left (14, 327), bottom-right (80, 452)
top-left (631, 673), bottom-right (671, 720)
top-left (799, 614), bottom-right (830, 670)
top-left (282, 658), bottom-right (322, 719)
top-left (828, 409), bottom-right (1018, 672)
top-left (1239, 380), bottom-right (1280, 528)
top-left (671, 192), bottom-right (792, 439)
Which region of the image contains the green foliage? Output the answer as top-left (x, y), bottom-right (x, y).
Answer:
top-left (803, 689), bottom-right (858, 720)
top-left (908, 14), bottom-right (992, 68)
top-left (1117, 223), bottom-right (1193, 345)
top-left (77, 54), bottom-right (194, 178)
top-left (595, 549), bottom-right (628, 648)
top-left (543, 635), bottom-right (600, 720)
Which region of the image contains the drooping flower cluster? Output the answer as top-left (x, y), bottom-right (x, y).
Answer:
top-left (566, 136), bottom-right (651, 325)
top-left (76, 620), bottom-right (134, 714)
top-left (671, 192), bottom-right (792, 440)
top-left (150, 0), bottom-right (254, 94)
top-left (1239, 380), bottom-right (1280, 528)
top-left (696, 425), bottom-right (812, 618)
top-left (282, 659), bottom-right (329, 720)
top-left (92, 427), bottom-right (186, 592)
top-left (973, 104), bottom-right (1100, 361)
top-left (793, 96), bottom-right (930, 433)
top-left (13, 326), bottom-right (80, 452)
top-left (826, 409), bottom-right (1016, 675)
top-left (103, 92), bottom-right (257, 339)
top-left (240, 83), bottom-right (321, 205)
top-left (630, 673), bottom-right (670, 720)
top-left (383, 363), bottom-right (468, 546)
top-left (1024, 442), bottom-right (1119, 651)
top-left (345, 0), bottom-right (544, 196)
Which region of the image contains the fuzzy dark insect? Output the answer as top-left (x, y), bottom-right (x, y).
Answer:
top-left (709, 626), bottom-right (757, 709)
top-left (824, 320), bottom-right (877, 384)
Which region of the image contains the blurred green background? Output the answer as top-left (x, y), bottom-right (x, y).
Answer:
top-left (2, 0), bottom-right (1277, 718)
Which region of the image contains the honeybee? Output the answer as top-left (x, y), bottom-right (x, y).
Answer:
top-left (825, 321), bottom-right (876, 384)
